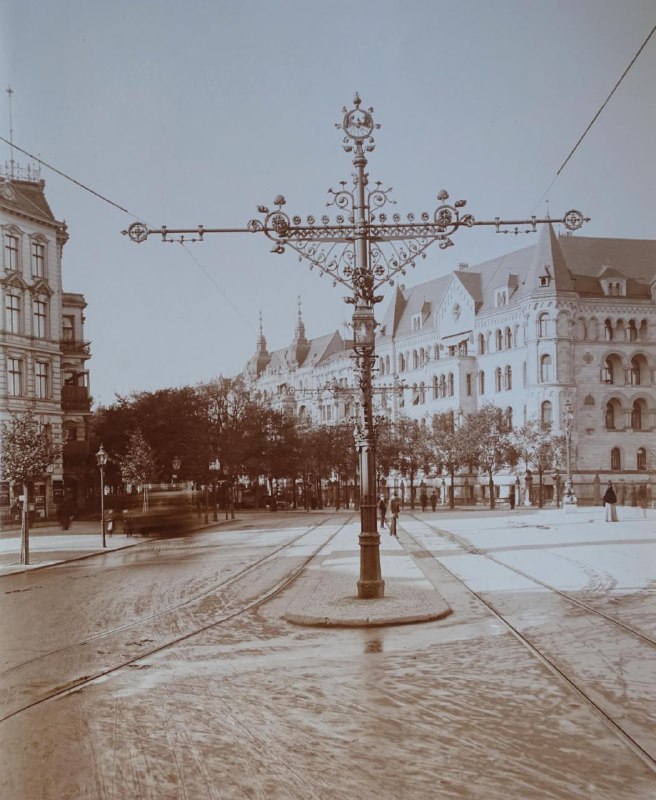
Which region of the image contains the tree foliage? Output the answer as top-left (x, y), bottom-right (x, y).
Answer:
top-left (0, 410), bottom-right (58, 484)
top-left (461, 404), bottom-right (515, 509)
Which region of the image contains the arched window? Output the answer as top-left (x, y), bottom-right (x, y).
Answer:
top-left (439, 375), bottom-right (446, 398)
top-left (628, 320), bottom-right (638, 342)
top-left (419, 381), bottom-right (426, 404)
top-left (478, 333), bottom-right (486, 354)
top-left (504, 327), bottom-right (512, 349)
top-left (479, 371), bottom-right (485, 395)
top-left (419, 348), bottom-right (425, 368)
top-left (604, 319), bottom-right (614, 341)
top-left (412, 350), bottom-right (419, 370)
top-left (433, 375), bottom-right (439, 400)
top-left (537, 314), bottom-right (548, 338)
top-left (379, 357), bottom-right (385, 375)
top-left (505, 365), bottom-right (512, 391)
top-left (601, 358), bottom-right (613, 384)
top-left (505, 407), bottom-right (513, 431)
top-left (631, 400), bottom-right (644, 431)
top-left (433, 344), bottom-right (440, 360)
top-left (611, 447), bottom-right (621, 470)
top-left (495, 330), bottom-right (503, 350)
top-left (522, 361), bottom-right (527, 387)
top-left (385, 355), bottom-right (391, 373)
top-left (628, 356), bottom-right (645, 386)
top-left (637, 447), bottom-right (647, 470)
top-left (605, 400), bottom-right (622, 430)
top-left (540, 354), bottom-right (552, 382)
top-left (398, 354), bottom-right (405, 372)
top-left (541, 401), bottom-right (552, 425)
top-left (448, 373), bottom-right (454, 396)
top-left (495, 367), bottom-right (502, 392)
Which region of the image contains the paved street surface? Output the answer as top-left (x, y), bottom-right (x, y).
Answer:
top-left (0, 506), bottom-right (654, 799)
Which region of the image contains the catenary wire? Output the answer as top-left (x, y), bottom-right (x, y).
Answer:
top-left (0, 135), bottom-right (256, 333)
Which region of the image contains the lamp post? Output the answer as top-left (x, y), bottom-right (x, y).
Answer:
top-left (564, 399), bottom-right (575, 501)
top-left (96, 444), bottom-right (108, 548)
top-left (172, 455), bottom-right (181, 485)
top-left (124, 94), bottom-right (588, 600)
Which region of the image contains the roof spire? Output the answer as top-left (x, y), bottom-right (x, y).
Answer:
top-left (256, 310), bottom-right (267, 353)
top-left (294, 294), bottom-right (307, 342)
top-left (6, 86), bottom-right (15, 178)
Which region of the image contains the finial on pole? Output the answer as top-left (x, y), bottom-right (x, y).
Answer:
top-left (6, 85), bottom-right (15, 178)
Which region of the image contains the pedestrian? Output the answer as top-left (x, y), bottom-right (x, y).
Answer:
top-left (389, 493), bottom-right (400, 537)
top-left (420, 491), bottom-right (428, 512)
top-left (377, 494), bottom-right (388, 529)
top-left (58, 493), bottom-right (74, 531)
top-left (430, 490), bottom-right (437, 512)
top-left (508, 485), bottom-right (515, 510)
top-left (603, 481), bottom-right (618, 522)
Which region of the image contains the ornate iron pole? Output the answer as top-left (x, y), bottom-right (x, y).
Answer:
top-left (124, 93), bottom-right (588, 600)
top-left (564, 399), bottom-right (575, 501)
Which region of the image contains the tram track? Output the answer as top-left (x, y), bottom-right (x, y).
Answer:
top-left (0, 513), bottom-right (352, 724)
top-left (403, 513), bottom-right (656, 773)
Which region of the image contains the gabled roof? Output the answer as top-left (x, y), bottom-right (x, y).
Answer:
top-left (383, 275), bottom-right (451, 337)
top-left (0, 179), bottom-right (58, 224)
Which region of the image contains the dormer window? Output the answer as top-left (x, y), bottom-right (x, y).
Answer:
top-left (539, 275), bottom-right (551, 287)
top-left (495, 289), bottom-right (508, 307)
top-left (601, 279), bottom-right (626, 297)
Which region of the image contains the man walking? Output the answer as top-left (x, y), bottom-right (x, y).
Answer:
top-left (389, 493), bottom-right (400, 537)
top-left (377, 494), bottom-right (388, 529)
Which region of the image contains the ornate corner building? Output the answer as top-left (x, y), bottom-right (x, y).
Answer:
top-left (0, 167), bottom-right (92, 519)
top-left (243, 225), bottom-right (656, 502)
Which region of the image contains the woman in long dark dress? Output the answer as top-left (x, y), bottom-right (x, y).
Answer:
top-left (603, 481), bottom-right (618, 522)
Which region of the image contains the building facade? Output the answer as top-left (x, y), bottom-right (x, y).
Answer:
top-left (243, 227), bottom-right (656, 502)
top-left (1, 168), bottom-right (92, 519)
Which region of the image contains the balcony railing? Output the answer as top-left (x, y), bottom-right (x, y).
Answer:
top-left (61, 384), bottom-right (91, 412)
top-left (61, 339), bottom-right (91, 356)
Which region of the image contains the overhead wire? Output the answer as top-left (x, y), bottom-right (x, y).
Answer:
top-left (0, 135), bottom-right (256, 333)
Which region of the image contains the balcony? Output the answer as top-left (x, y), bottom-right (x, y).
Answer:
top-left (61, 384), bottom-right (91, 412)
top-left (61, 339), bottom-right (91, 356)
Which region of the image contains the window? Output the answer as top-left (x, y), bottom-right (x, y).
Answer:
top-left (33, 299), bottom-right (47, 338)
top-left (537, 314), bottom-right (548, 338)
top-left (505, 366), bottom-right (512, 391)
top-left (439, 375), bottom-right (446, 398)
top-left (6, 293), bottom-right (20, 333)
top-left (7, 357), bottom-right (22, 395)
top-left (398, 354), bottom-right (405, 372)
top-left (495, 330), bottom-right (503, 350)
top-left (411, 313), bottom-right (422, 331)
top-left (433, 375), bottom-right (439, 400)
top-left (4, 233), bottom-right (19, 270)
top-left (412, 350), bottom-right (418, 370)
top-left (63, 315), bottom-right (75, 342)
top-left (31, 241), bottom-right (46, 277)
top-left (505, 407), bottom-right (513, 431)
top-left (495, 367), bottom-right (502, 392)
top-left (433, 344), bottom-right (440, 361)
top-left (541, 401), bottom-right (552, 425)
top-left (466, 373), bottom-right (472, 396)
top-left (35, 361), bottom-right (49, 399)
top-left (631, 400), bottom-right (643, 431)
top-left (628, 321), bottom-right (638, 342)
top-left (637, 448), bottom-right (647, 470)
top-left (504, 327), bottom-right (512, 349)
top-left (601, 360), bottom-right (613, 384)
top-left (419, 382), bottom-right (426, 404)
top-left (479, 371), bottom-right (485, 395)
top-left (540, 354), bottom-right (552, 382)
top-left (605, 401), bottom-right (617, 430)
top-left (522, 361), bottom-right (527, 387)
top-left (604, 319), bottom-right (613, 341)
top-left (478, 334), bottom-right (486, 355)
top-left (611, 447), bottom-right (621, 471)
top-left (448, 373), bottom-right (454, 397)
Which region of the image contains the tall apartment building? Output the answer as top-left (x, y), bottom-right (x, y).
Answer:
top-left (0, 167), bottom-right (92, 519)
top-left (243, 226), bottom-right (656, 502)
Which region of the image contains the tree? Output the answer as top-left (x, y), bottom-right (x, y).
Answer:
top-left (0, 410), bottom-right (58, 564)
top-left (512, 419), bottom-right (558, 507)
top-left (119, 429), bottom-right (156, 511)
top-left (461, 404), bottom-right (514, 510)
top-left (386, 416), bottom-right (429, 509)
top-left (428, 411), bottom-right (466, 510)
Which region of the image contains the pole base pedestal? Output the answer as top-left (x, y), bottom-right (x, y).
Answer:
top-left (357, 578), bottom-right (385, 599)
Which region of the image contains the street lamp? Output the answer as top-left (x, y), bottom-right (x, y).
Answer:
top-left (124, 94), bottom-right (588, 600)
top-left (564, 399), bottom-right (575, 502)
top-left (95, 444), bottom-right (108, 548)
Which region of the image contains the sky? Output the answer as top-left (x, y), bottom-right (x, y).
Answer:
top-left (2, 0), bottom-right (655, 407)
